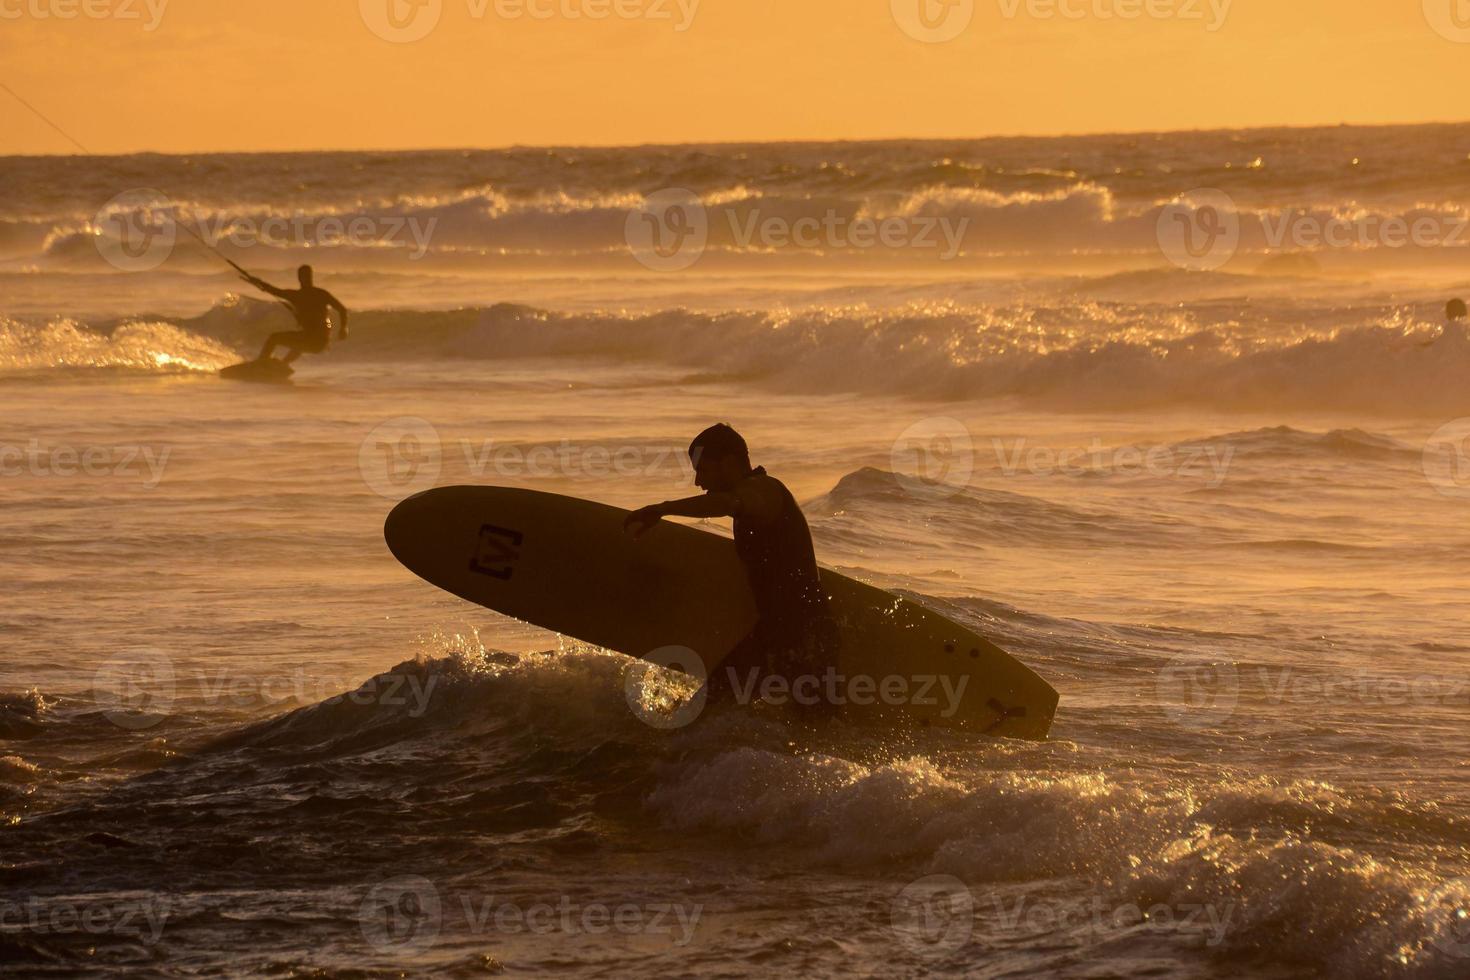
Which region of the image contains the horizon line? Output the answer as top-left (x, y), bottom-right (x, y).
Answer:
top-left (4, 118), bottom-right (1470, 161)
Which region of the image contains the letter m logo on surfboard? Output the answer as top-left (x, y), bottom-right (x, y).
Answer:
top-left (469, 524), bottom-right (524, 580)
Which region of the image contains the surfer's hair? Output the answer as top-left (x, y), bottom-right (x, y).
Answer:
top-left (689, 423), bottom-right (750, 467)
top-left (1448, 298), bottom-right (1467, 320)
top-left (298, 264), bottom-right (313, 284)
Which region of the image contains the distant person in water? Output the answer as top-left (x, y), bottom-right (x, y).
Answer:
top-left (1445, 299), bottom-right (1467, 338)
top-left (238, 264), bottom-right (349, 363)
top-left (624, 424), bottom-right (840, 711)
top-left (1421, 299), bottom-right (1467, 347)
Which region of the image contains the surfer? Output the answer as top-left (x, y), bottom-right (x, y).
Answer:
top-left (238, 264), bottom-right (349, 363)
top-left (623, 424), bottom-right (840, 711)
top-left (1442, 299), bottom-right (1468, 341)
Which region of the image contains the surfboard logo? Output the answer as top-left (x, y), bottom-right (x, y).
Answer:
top-left (470, 524), bottom-right (524, 579)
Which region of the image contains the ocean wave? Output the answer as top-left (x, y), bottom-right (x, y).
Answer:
top-left (0, 317), bottom-right (236, 375)
top-left (5, 624), bottom-right (1468, 977)
top-left (15, 299), bottom-right (1468, 413)
top-left (13, 172), bottom-right (1470, 272)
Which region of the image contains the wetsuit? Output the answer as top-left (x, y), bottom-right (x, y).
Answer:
top-left (707, 467), bottom-right (840, 705)
top-left (273, 286), bottom-right (340, 353)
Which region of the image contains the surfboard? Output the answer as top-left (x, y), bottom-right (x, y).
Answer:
top-left (220, 359), bottom-right (294, 384)
top-left (385, 486), bottom-right (1059, 739)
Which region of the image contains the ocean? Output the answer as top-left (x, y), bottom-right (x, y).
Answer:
top-left (2, 125), bottom-right (1470, 977)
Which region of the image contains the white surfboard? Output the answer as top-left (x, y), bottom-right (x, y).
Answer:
top-left (385, 486), bottom-right (1059, 739)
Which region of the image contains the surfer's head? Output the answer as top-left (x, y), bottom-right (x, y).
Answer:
top-left (1448, 298), bottom-right (1467, 321)
top-left (298, 264), bottom-right (314, 287)
top-left (689, 423), bottom-right (751, 492)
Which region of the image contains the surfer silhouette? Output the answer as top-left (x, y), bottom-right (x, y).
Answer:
top-left (624, 424), bottom-right (840, 710)
top-left (239, 264), bottom-right (349, 363)
top-left (1445, 298), bottom-right (1467, 338)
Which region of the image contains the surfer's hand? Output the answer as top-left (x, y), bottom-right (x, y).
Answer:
top-left (624, 505), bottom-right (664, 539)
top-left (337, 326), bottom-right (349, 341)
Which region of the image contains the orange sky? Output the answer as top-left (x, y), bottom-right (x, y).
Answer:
top-left (2, 0), bottom-right (1468, 154)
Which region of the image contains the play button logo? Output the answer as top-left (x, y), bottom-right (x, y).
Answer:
top-left (361, 0), bottom-right (443, 43)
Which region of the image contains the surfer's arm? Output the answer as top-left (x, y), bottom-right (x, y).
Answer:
top-left (327, 292), bottom-right (349, 339)
top-left (241, 274), bottom-right (290, 300)
top-left (624, 493), bottom-right (740, 538)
